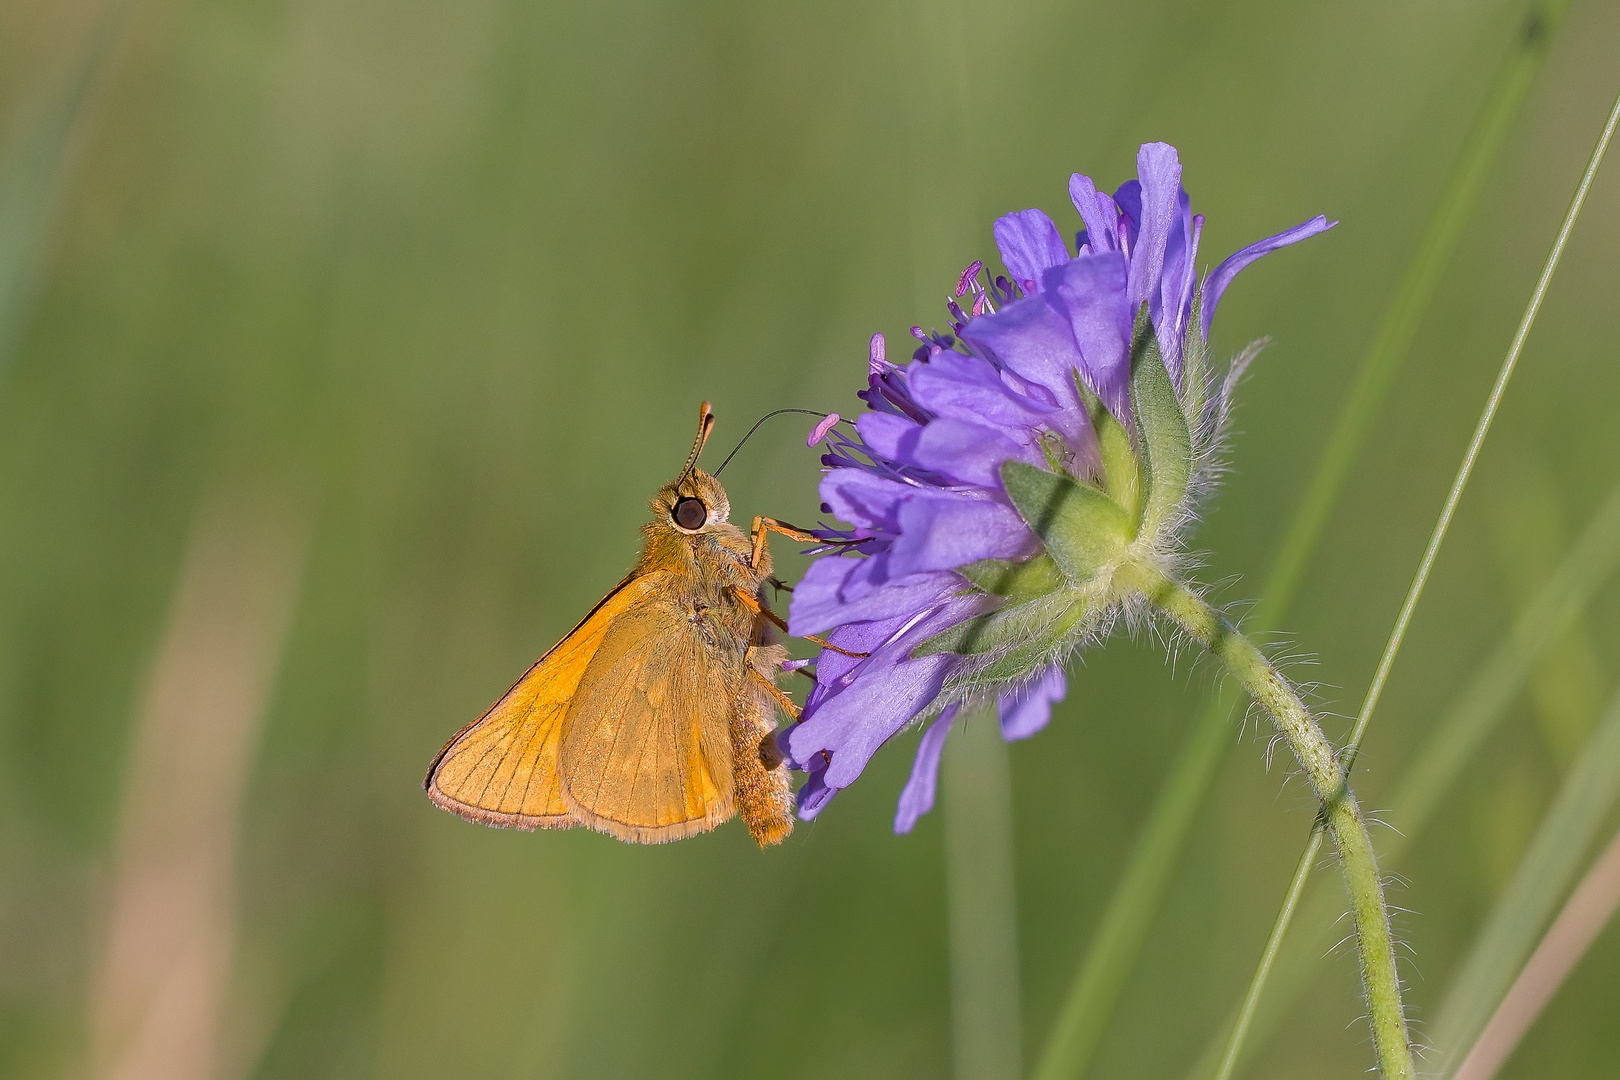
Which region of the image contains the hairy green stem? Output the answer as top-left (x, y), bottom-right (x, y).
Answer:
top-left (1123, 563), bottom-right (1414, 1080)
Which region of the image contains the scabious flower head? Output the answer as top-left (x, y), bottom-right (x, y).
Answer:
top-left (784, 142), bottom-right (1334, 830)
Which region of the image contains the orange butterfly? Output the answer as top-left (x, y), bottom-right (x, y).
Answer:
top-left (424, 403), bottom-right (826, 846)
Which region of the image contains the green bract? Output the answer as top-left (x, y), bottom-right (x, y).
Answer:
top-left (916, 302), bottom-right (1204, 674)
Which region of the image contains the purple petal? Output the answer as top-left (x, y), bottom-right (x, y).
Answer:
top-left (1069, 174), bottom-right (1122, 254)
top-left (806, 615), bottom-right (913, 697)
top-left (788, 559), bottom-right (960, 638)
top-left (1201, 216), bottom-right (1336, 339)
top-left (819, 468), bottom-right (913, 537)
top-left (962, 291), bottom-right (1103, 462)
top-left (787, 596), bottom-right (983, 791)
top-left (855, 411), bottom-right (923, 464)
top-left (1041, 252), bottom-right (1133, 421)
top-left (963, 292), bottom-right (1084, 415)
top-left (1113, 180), bottom-right (1142, 254)
top-left (894, 704), bottom-right (959, 833)
top-left (906, 351), bottom-right (1060, 429)
top-left (794, 752), bottom-right (838, 819)
top-left (889, 492), bottom-right (1037, 577)
top-left (909, 418), bottom-right (1041, 488)
top-left (1155, 191), bottom-right (1196, 383)
top-left (998, 664), bottom-right (1068, 740)
top-left (788, 557), bottom-right (865, 634)
top-left (993, 209), bottom-right (1071, 295)
top-left (1126, 142), bottom-right (1183, 312)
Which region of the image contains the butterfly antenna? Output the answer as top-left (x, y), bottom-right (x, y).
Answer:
top-left (713, 408), bottom-right (835, 477)
top-left (677, 402), bottom-right (717, 484)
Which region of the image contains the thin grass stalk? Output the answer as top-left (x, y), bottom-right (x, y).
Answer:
top-left (1453, 822), bottom-right (1620, 1080)
top-left (1031, 6), bottom-right (1575, 1076)
top-left (1211, 832), bottom-right (1321, 1080)
top-left (1341, 92), bottom-right (1620, 771)
top-left (1430, 685), bottom-right (1620, 1069)
top-left (1189, 476), bottom-right (1620, 1080)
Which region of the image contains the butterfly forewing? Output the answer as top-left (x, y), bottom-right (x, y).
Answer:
top-left (559, 594), bottom-right (738, 843)
top-left (424, 573), bottom-right (667, 829)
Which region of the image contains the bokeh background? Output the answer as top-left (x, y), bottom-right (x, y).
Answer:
top-left (3, 0), bottom-right (1619, 1078)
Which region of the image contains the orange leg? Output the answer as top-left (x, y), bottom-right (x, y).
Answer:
top-left (747, 516), bottom-right (870, 657)
top-left (749, 515), bottom-right (824, 571)
top-left (748, 515), bottom-right (866, 570)
top-left (746, 663), bottom-right (802, 719)
top-left (730, 584), bottom-right (868, 659)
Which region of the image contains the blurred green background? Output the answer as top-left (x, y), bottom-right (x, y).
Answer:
top-left (3, 0), bottom-right (1620, 1078)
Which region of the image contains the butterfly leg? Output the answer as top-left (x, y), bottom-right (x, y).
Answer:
top-left (748, 516), bottom-right (822, 571)
top-left (730, 585), bottom-right (868, 659)
top-left (743, 654), bottom-right (802, 719)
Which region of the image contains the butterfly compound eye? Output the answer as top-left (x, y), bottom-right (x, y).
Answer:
top-left (673, 497), bottom-right (708, 530)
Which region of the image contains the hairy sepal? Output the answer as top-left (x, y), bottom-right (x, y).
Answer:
top-left (958, 553), bottom-right (1066, 601)
top-left (1077, 374), bottom-right (1141, 522)
top-left (1000, 460), bottom-right (1132, 583)
top-left (1130, 304), bottom-right (1193, 539)
top-left (912, 586), bottom-right (1092, 662)
top-left (1180, 287), bottom-right (1208, 432)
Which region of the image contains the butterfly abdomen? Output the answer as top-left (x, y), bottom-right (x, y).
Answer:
top-left (732, 640), bottom-right (793, 846)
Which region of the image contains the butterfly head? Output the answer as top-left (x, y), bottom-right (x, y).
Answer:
top-left (656, 468), bottom-right (731, 535)
top-left (655, 402), bottom-right (730, 535)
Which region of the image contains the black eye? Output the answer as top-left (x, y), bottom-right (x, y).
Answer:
top-left (673, 497), bottom-right (708, 530)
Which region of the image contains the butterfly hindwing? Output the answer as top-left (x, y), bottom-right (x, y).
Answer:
top-left (559, 589), bottom-right (740, 843)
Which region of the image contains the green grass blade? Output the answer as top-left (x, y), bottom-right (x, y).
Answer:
top-left (1211, 828), bottom-right (1326, 1080)
top-left (1487, 461), bottom-right (1605, 766)
top-left (1431, 686), bottom-right (1620, 1070)
top-left (1453, 823), bottom-right (1620, 1080)
top-left (945, 710), bottom-right (1025, 1080)
top-left (1032, 703), bottom-right (1234, 1080)
top-left (1184, 478), bottom-right (1620, 1079)
top-left (0, 3), bottom-right (128, 375)
top-left (1030, 6), bottom-right (1574, 1077)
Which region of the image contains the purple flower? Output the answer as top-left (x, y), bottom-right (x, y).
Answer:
top-left (786, 142), bottom-right (1333, 829)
